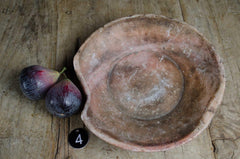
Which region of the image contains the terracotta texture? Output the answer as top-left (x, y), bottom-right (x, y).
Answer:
top-left (73, 15), bottom-right (225, 152)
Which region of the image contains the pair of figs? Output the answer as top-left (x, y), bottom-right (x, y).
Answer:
top-left (20, 65), bottom-right (82, 118)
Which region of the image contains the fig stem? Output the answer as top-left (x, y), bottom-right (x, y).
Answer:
top-left (62, 72), bottom-right (68, 79)
top-left (59, 67), bottom-right (67, 75)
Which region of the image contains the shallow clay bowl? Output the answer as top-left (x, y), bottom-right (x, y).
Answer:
top-left (73, 14), bottom-right (225, 152)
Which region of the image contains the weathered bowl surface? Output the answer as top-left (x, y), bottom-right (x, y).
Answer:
top-left (73, 14), bottom-right (225, 152)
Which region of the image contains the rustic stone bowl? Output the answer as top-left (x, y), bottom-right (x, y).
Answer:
top-left (73, 14), bottom-right (225, 152)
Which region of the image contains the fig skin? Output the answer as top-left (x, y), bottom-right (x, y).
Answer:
top-left (20, 65), bottom-right (60, 100)
top-left (45, 79), bottom-right (82, 118)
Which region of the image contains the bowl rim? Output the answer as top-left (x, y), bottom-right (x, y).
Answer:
top-left (73, 14), bottom-right (225, 152)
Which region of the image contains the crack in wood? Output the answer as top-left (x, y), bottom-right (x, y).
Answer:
top-left (212, 136), bottom-right (240, 143)
top-left (163, 151), bottom-right (167, 159)
top-left (54, 121), bottom-right (60, 159)
top-left (211, 136), bottom-right (240, 159)
top-left (230, 151), bottom-right (235, 159)
top-left (181, 146), bottom-right (184, 157)
top-left (237, 63), bottom-right (240, 73)
top-left (178, 0), bottom-right (185, 21)
top-left (51, 115), bottom-right (53, 131)
top-left (67, 118), bottom-right (70, 158)
top-left (208, 128), bottom-right (217, 159)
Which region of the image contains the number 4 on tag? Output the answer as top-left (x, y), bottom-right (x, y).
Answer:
top-left (75, 134), bottom-right (83, 144)
top-left (68, 128), bottom-right (88, 148)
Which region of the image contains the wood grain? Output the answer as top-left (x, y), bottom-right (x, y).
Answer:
top-left (179, 0), bottom-right (240, 158)
top-left (207, 1), bottom-right (240, 159)
top-left (0, 0), bottom-right (238, 158)
top-left (0, 0), bottom-right (59, 159)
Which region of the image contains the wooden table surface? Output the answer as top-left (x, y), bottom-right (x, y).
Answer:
top-left (0, 0), bottom-right (239, 158)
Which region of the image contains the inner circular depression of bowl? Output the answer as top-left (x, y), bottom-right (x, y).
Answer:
top-left (108, 50), bottom-right (184, 120)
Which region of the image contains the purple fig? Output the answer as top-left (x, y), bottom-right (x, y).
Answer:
top-left (19, 65), bottom-right (65, 100)
top-left (45, 79), bottom-right (82, 118)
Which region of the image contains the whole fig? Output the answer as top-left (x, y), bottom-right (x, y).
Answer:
top-left (45, 79), bottom-right (82, 117)
top-left (20, 65), bottom-right (62, 100)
